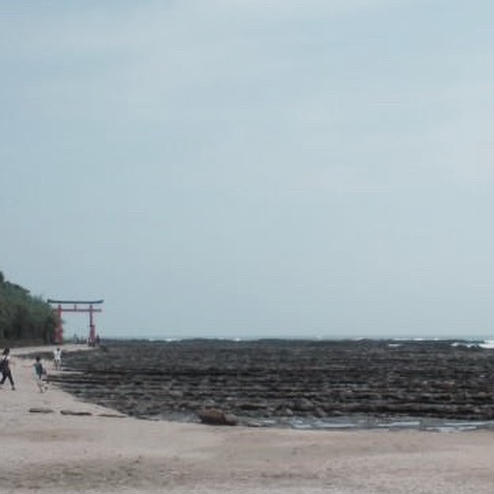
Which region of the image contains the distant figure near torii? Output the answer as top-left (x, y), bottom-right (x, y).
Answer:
top-left (47, 299), bottom-right (103, 346)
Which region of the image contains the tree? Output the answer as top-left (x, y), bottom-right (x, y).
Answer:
top-left (0, 272), bottom-right (56, 344)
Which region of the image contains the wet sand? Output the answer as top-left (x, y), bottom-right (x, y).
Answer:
top-left (0, 344), bottom-right (492, 494)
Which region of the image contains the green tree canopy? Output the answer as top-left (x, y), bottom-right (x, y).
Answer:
top-left (0, 272), bottom-right (56, 344)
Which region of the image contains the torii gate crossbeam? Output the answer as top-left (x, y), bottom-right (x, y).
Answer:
top-left (47, 299), bottom-right (104, 345)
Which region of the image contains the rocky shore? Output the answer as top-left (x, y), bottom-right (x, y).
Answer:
top-left (51, 339), bottom-right (494, 426)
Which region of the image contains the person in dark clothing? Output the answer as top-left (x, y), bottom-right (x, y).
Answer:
top-left (0, 348), bottom-right (15, 390)
top-left (33, 355), bottom-right (47, 392)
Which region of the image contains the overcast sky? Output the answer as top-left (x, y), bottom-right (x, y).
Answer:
top-left (0, 1), bottom-right (492, 339)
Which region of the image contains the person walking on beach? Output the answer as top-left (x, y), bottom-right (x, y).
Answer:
top-left (0, 348), bottom-right (15, 390)
top-left (33, 356), bottom-right (48, 393)
top-left (53, 347), bottom-right (62, 370)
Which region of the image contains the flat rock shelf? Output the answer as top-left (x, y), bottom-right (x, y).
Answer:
top-left (52, 339), bottom-right (494, 429)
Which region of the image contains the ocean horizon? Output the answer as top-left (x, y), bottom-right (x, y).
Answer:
top-left (99, 334), bottom-right (494, 348)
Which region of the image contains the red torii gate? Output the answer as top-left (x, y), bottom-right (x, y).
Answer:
top-left (47, 299), bottom-right (103, 345)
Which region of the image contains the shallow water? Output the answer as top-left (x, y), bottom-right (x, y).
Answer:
top-left (149, 410), bottom-right (494, 432)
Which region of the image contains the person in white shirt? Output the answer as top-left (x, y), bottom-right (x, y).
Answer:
top-left (53, 347), bottom-right (62, 370)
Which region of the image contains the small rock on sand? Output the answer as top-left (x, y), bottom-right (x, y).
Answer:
top-left (197, 408), bottom-right (237, 426)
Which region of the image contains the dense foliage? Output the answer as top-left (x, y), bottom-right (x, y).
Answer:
top-left (0, 272), bottom-right (56, 344)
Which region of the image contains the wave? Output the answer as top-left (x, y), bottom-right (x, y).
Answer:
top-left (451, 340), bottom-right (494, 350)
top-left (479, 340), bottom-right (494, 349)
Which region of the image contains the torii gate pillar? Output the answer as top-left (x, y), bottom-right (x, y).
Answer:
top-left (55, 304), bottom-right (63, 344)
top-left (89, 304), bottom-right (96, 345)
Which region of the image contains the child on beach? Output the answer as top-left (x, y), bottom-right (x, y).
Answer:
top-left (0, 348), bottom-right (15, 390)
top-left (33, 356), bottom-right (48, 393)
top-left (53, 347), bottom-right (62, 370)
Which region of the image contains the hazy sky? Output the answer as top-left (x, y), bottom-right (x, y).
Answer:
top-left (1, 1), bottom-right (492, 339)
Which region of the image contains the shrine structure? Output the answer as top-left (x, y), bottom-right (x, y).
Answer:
top-left (47, 299), bottom-right (104, 345)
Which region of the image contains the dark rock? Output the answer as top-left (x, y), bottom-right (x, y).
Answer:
top-left (198, 408), bottom-right (237, 426)
top-left (239, 402), bottom-right (268, 410)
top-left (60, 410), bottom-right (92, 416)
top-left (293, 398), bottom-right (314, 412)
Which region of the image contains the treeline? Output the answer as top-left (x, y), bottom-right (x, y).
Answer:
top-left (0, 272), bottom-right (57, 344)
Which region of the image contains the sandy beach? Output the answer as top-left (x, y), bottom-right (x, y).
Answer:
top-left (0, 345), bottom-right (492, 494)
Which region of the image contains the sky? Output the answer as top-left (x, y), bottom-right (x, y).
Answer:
top-left (0, 0), bottom-right (492, 339)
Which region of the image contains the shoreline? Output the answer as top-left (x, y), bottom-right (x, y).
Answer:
top-left (0, 344), bottom-right (492, 493)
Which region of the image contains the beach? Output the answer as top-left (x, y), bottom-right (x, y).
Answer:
top-left (0, 345), bottom-right (492, 494)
